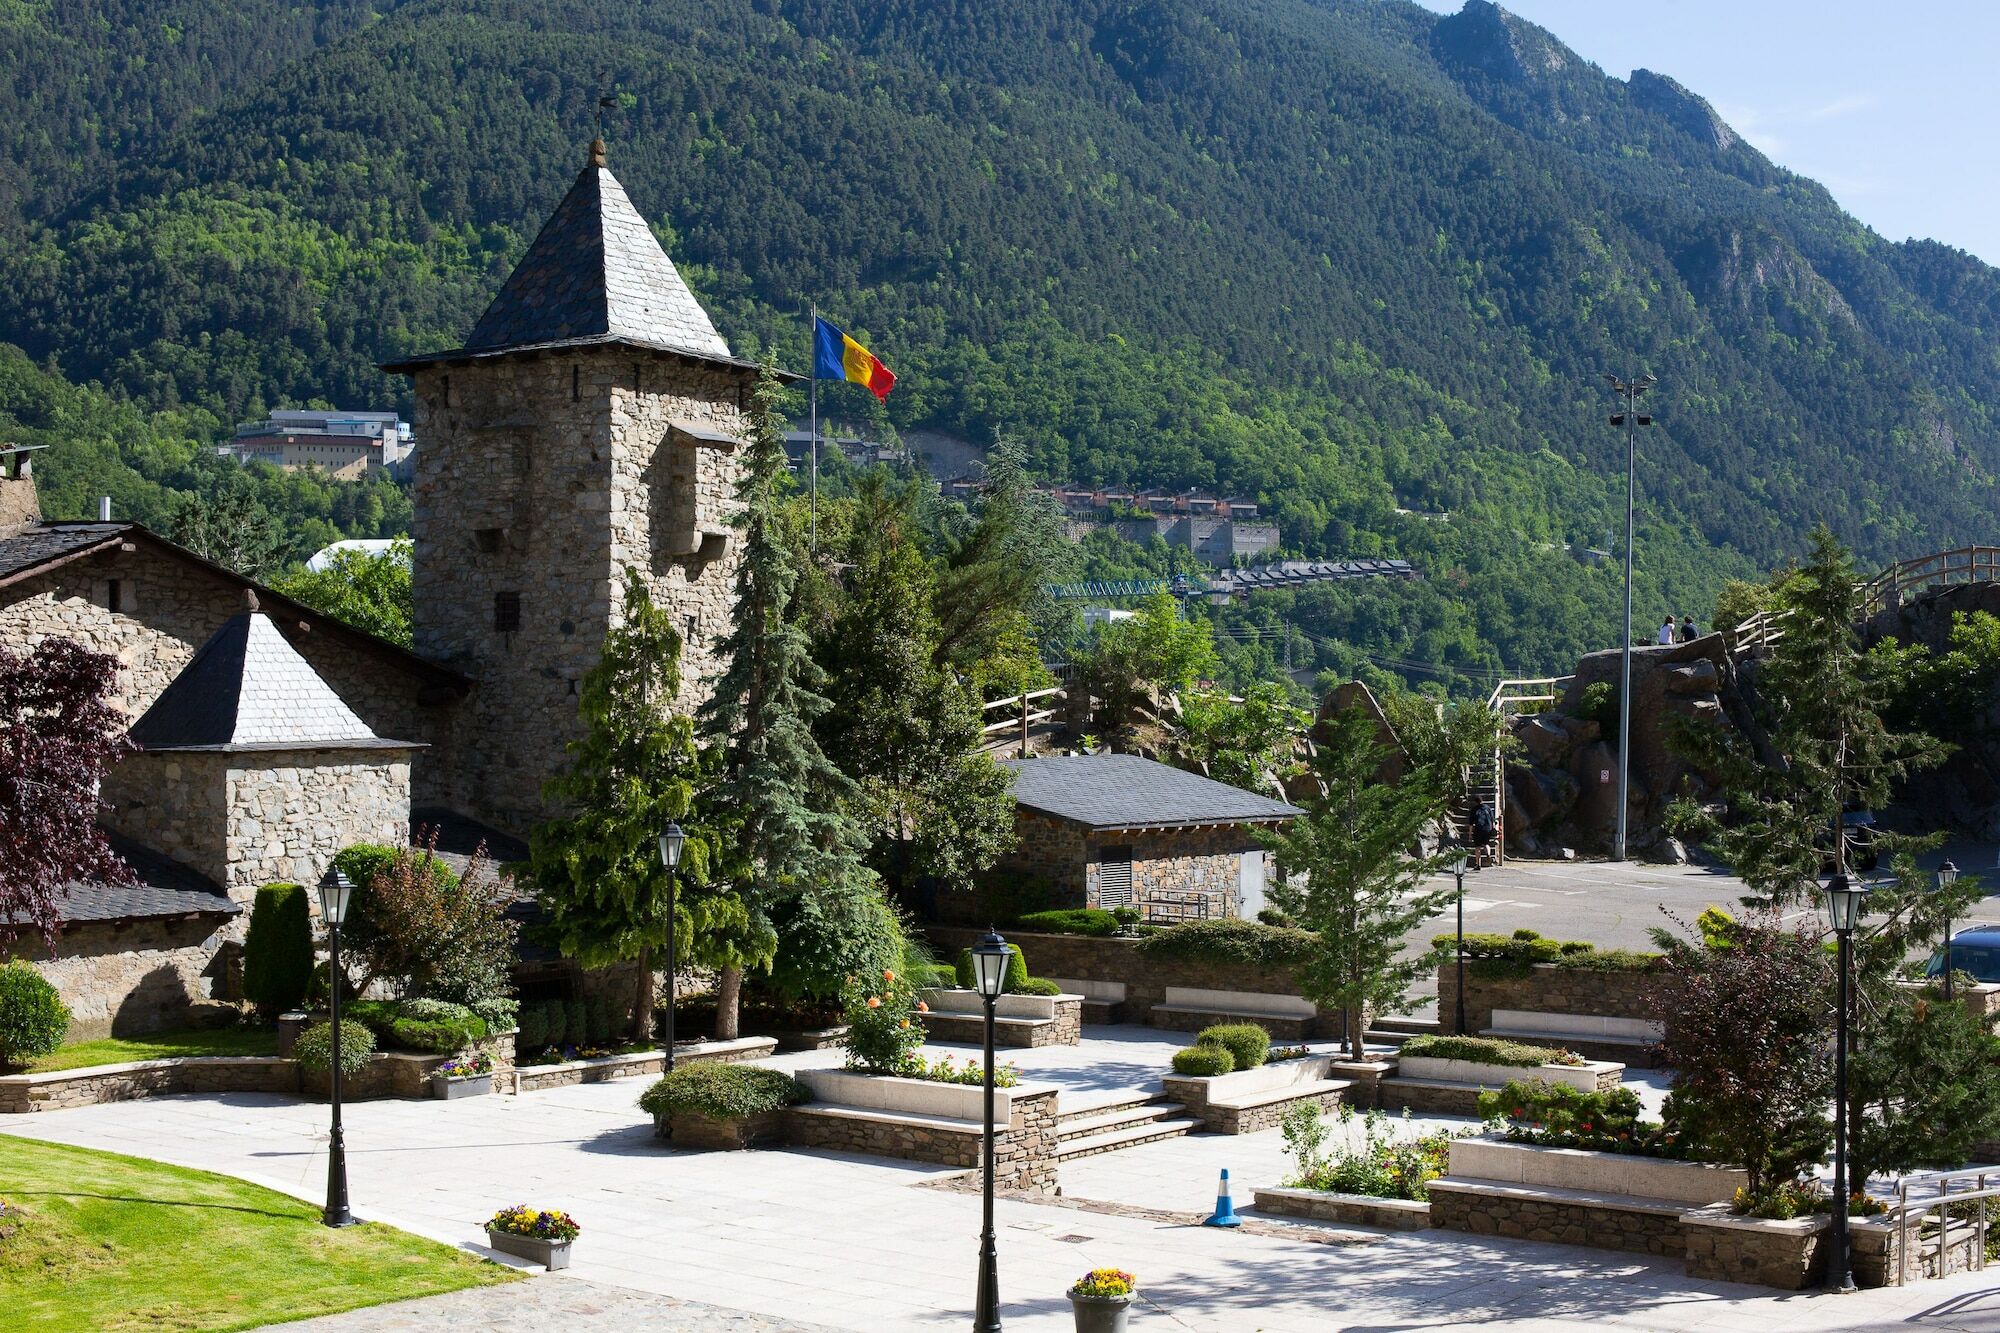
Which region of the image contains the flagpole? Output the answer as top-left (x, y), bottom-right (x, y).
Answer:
top-left (809, 303), bottom-right (819, 557)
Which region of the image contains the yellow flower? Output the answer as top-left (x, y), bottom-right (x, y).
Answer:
top-left (899, 1019), bottom-right (911, 1030)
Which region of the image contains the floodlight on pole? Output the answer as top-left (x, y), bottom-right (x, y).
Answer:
top-left (1602, 370), bottom-right (1656, 862)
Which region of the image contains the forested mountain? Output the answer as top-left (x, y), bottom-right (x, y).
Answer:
top-left (4, 0), bottom-right (1998, 688)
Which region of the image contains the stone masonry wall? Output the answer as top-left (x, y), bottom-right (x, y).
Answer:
top-left (1437, 962), bottom-right (1664, 1041)
top-left (994, 810), bottom-right (1089, 903)
top-left (102, 750), bottom-right (233, 888)
top-left (990, 813), bottom-right (1266, 920)
top-left (6, 916), bottom-right (236, 1040)
top-left (1428, 1180), bottom-right (1684, 1257)
top-left (780, 1087), bottom-right (1059, 1194)
top-left (0, 1058), bottom-right (299, 1113)
top-left (408, 349), bottom-right (749, 835)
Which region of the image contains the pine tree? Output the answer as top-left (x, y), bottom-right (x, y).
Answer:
top-left (530, 569), bottom-right (738, 1043)
top-left (698, 368), bottom-right (878, 1040)
top-left (1259, 704), bottom-right (1454, 1059)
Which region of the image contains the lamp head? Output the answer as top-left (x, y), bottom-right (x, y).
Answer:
top-left (1939, 860), bottom-right (1960, 890)
top-left (1447, 846), bottom-right (1470, 878)
top-left (971, 930), bottom-right (1012, 998)
top-left (1822, 872), bottom-right (1872, 935)
top-left (317, 867), bottom-right (354, 927)
top-left (658, 821), bottom-right (685, 871)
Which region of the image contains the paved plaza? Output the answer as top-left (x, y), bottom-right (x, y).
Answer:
top-left (9, 1026), bottom-right (2000, 1331)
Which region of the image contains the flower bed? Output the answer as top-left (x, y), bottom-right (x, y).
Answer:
top-left (1395, 1051), bottom-right (1617, 1096)
top-left (640, 1063), bottom-right (809, 1150)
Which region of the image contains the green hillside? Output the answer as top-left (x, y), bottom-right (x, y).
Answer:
top-left (3, 0), bottom-right (1998, 686)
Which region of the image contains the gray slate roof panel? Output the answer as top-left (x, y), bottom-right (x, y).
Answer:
top-left (128, 612), bottom-right (393, 751)
top-left (0, 522), bottom-right (128, 581)
top-left (49, 836), bottom-right (237, 925)
top-left (1000, 753), bottom-right (1302, 831)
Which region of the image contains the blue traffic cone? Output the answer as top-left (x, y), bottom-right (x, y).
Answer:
top-left (1204, 1168), bottom-right (1242, 1228)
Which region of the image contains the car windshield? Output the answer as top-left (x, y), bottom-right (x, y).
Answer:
top-left (1936, 943), bottom-right (2000, 984)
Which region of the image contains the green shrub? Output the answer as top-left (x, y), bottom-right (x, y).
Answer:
top-left (1477, 1079), bottom-right (1678, 1157)
top-left (911, 963), bottom-right (958, 989)
top-left (1171, 1042), bottom-right (1235, 1076)
top-left (1438, 929), bottom-right (1650, 976)
top-left (1282, 1102), bottom-right (1458, 1201)
top-left (1196, 1023), bottom-right (1270, 1069)
top-left (954, 943), bottom-right (1032, 993)
top-left (0, 961), bottom-right (70, 1069)
top-left (586, 995), bottom-right (610, 1045)
top-left (294, 1019), bottom-right (375, 1076)
top-left (1015, 976), bottom-right (1063, 996)
top-left (342, 999), bottom-right (397, 1035)
top-left (1015, 908), bottom-right (1123, 937)
top-left (1111, 906), bottom-right (1140, 927)
top-left (469, 996), bottom-right (519, 1032)
top-left (1256, 907), bottom-right (1296, 928)
top-left (1135, 918), bottom-right (1317, 968)
top-left (566, 999), bottom-right (588, 1049)
top-left (1399, 1034), bottom-right (1566, 1068)
top-left (395, 998), bottom-right (476, 1024)
top-left (542, 999), bottom-right (568, 1048)
top-left (842, 972), bottom-right (925, 1074)
top-left (1554, 947), bottom-right (1663, 973)
top-left (327, 843), bottom-right (402, 961)
top-left (1576, 681), bottom-right (1618, 729)
top-left (387, 1013), bottom-right (488, 1054)
top-left (639, 1063), bottom-right (809, 1120)
top-left (242, 883), bottom-right (313, 1018)
top-left (516, 1003), bottom-right (548, 1050)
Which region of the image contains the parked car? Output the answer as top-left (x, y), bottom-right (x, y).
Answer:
top-left (1927, 923), bottom-right (2000, 985)
top-left (1818, 809), bottom-right (1879, 876)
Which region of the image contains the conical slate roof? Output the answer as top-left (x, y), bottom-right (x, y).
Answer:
top-left (127, 611), bottom-right (409, 752)
top-left (460, 143), bottom-right (731, 361)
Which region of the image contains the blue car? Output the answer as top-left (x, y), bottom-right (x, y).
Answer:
top-left (1928, 924), bottom-right (2000, 984)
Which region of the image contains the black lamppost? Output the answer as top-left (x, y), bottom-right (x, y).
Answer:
top-left (1823, 871), bottom-right (1871, 1293)
top-left (1448, 845), bottom-right (1472, 1036)
top-left (1603, 371), bottom-right (1654, 863)
top-left (317, 867), bottom-right (357, 1229)
top-left (657, 822), bottom-right (685, 1075)
top-left (970, 930), bottom-right (1011, 1332)
top-left (1937, 860), bottom-right (1960, 1002)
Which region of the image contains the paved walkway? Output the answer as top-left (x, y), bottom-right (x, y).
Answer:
top-left (284, 1277), bottom-right (840, 1330)
top-left (10, 1063), bottom-right (2000, 1331)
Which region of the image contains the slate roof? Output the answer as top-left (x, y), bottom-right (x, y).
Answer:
top-left (0, 521), bottom-right (128, 582)
top-left (127, 611), bottom-right (412, 752)
top-left (46, 836), bottom-right (237, 925)
top-left (1001, 754), bottom-right (1302, 832)
top-left (386, 145), bottom-right (769, 376)
top-left (412, 806), bottom-right (529, 873)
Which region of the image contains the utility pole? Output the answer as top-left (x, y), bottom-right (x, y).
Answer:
top-left (1603, 372), bottom-right (1655, 862)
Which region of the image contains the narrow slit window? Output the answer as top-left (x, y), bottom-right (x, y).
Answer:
top-left (494, 591), bottom-right (522, 632)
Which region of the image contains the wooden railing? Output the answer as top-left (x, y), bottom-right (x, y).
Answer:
top-left (1727, 608), bottom-right (1789, 656)
top-left (1861, 546), bottom-right (2000, 618)
top-left (980, 686), bottom-right (1064, 756)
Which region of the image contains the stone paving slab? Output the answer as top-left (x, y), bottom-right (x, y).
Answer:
top-left (279, 1276), bottom-right (843, 1331)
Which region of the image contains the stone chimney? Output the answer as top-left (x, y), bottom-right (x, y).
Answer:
top-left (0, 448), bottom-right (41, 539)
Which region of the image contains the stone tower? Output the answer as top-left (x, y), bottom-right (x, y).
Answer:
top-left (386, 140), bottom-right (766, 834)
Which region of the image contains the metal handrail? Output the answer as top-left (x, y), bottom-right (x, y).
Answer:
top-left (1893, 1165), bottom-right (1999, 1285)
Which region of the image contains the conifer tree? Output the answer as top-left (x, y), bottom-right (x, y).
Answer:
top-left (699, 368), bottom-right (878, 1039)
top-left (1259, 704), bottom-right (1454, 1059)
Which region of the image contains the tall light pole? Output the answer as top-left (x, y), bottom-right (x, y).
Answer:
top-left (1937, 860), bottom-right (1960, 1002)
top-left (317, 867), bottom-right (357, 1229)
top-left (1448, 845), bottom-right (1471, 1036)
top-left (1603, 371), bottom-right (1655, 862)
top-left (657, 822), bottom-right (685, 1075)
top-left (1823, 872), bottom-right (1871, 1294)
top-left (970, 930), bottom-right (1012, 1332)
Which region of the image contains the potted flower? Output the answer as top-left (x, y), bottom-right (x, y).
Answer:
top-left (430, 1051), bottom-right (495, 1100)
top-left (484, 1205), bottom-right (580, 1269)
top-left (1068, 1268), bottom-right (1136, 1332)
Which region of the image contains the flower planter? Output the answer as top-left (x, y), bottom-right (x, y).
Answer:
top-left (431, 1073), bottom-right (493, 1100)
top-left (1070, 1292), bottom-right (1133, 1333)
top-left (654, 1107), bottom-right (787, 1150)
top-left (1395, 1054), bottom-right (1621, 1093)
top-left (485, 1227), bottom-right (572, 1270)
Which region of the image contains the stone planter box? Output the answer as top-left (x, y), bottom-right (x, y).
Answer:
top-left (510, 1036), bottom-right (776, 1094)
top-left (795, 1068), bottom-right (1029, 1121)
top-left (1254, 1186), bottom-right (1430, 1231)
top-left (917, 988), bottom-right (1083, 1047)
top-left (655, 1108), bottom-right (787, 1150)
top-left (0, 1056), bottom-right (300, 1114)
top-left (1162, 1055), bottom-right (1345, 1134)
top-left (431, 1073), bottom-right (494, 1100)
top-left (1395, 1054), bottom-right (1621, 1094)
top-left (485, 1228), bottom-right (572, 1270)
top-left (1682, 1205), bottom-right (1828, 1290)
top-left (1446, 1138), bottom-right (1746, 1205)
top-left (786, 1069), bottom-right (1062, 1193)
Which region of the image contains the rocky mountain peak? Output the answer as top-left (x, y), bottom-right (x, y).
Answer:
top-left (1628, 69), bottom-right (1738, 152)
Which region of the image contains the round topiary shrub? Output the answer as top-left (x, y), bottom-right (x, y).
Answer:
top-left (294, 1019), bottom-right (375, 1076)
top-left (638, 1063), bottom-right (810, 1121)
top-left (1171, 1042), bottom-right (1235, 1077)
top-left (1015, 977), bottom-right (1063, 997)
top-left (0, 961), bottom-right (70, 1070)
top-left (954, 942), bottom-right (1033, 993)
top-left (1196, 1023), bottom-right (1270, 1070)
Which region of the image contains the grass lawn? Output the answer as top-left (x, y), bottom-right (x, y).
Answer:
top-left (0, 1136), bottom-right (517, 1331)
top-left (25, 1027), bottom-right (280, 1074)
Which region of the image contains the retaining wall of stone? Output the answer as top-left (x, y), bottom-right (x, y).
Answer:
top-left (1437, 962), bottom-right (1662, 1055)
top-left (782, 1086), bottom-right (1059, 1194)
top-left (0, 1056), bottom-right (299, 1113)
top-left (1253, 1187), bottom-right (1430, 1232)
top-left (1682, 1206), bottom-right (1827, 1290)
top-left (1427, 1180), bottom-right (1685, 1257)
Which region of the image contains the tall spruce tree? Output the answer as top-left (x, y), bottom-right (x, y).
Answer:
top-left (698, 368), bottom-right (878, 1039)
top-left (1259, 703), bottom-right (1454, 1058)
top-left (529, 569), bottom-right (739, 1043)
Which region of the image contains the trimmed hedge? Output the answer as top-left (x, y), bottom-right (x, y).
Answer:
top-left (343, 998), bottom-right (489, 1053)
top-left (1171, 1043), bottom-right (1235, 1076)
top-left (0, 961), bottom-right (70, 1070)
top-left (1435, 929), bottom-right (1661, 976)
top-left (1134, 918), bottom-right (1317, 968)
top-left (1015, 908), bottom-right (1125, 937)
top-left (639, 1063), bottom-right (809, 1120)
top-left (1196, 1023), bottom-right (1270, 1070)
top-left (243, 883), bottom-right (313, 1018)
top-left (1398, 1034), bottom-right (1562, 1068)
top-left (294, 1019), bottom-right (375, 1076)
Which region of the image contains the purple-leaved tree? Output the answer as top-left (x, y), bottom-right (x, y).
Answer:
top-left (0, 638), bottom-right (133, 950)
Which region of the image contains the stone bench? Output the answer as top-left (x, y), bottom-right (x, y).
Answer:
top-left (788, 1068), bottom-right (1061, 1192)
top-left (917, 989), bottom-right (1083, 1047)
top-left (1481, 1008), bottom-right (1664, 1068)
top-left (1378, 1052), bottom-right (1622, 1116)
top-left (1045, 977), bottom-right (1126, 1025)
top-left (1148, 986), bottom-right (1318, 1041)
top-left (1162, 1054), bottom-right (1348, 1134)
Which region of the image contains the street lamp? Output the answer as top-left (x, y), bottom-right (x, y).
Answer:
top-left (657, 822), bottom-right (685, 1075)
top-left (1603, 371), bottom-right (1655, 863)
top-left (1937, 860), bottom-right (1960, 1002)
top-left (1823, 871), bottom-right (1872, 1293)
top-left (1447, 846), bottom-right (1472, 1036)
top-left (970, 930), bottom-right (1011, 1332)
top-left (317, 867), bottom-right (357, 1229)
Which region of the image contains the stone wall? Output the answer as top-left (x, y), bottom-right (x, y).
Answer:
top-left (6, 916), bottom-right (236, 1040)
top-left (781, 1087), bottom-right (1059, 1194)
top-left (1437, 962), bottom-right (1663, 1045)
top-left (1851, 1213), bottom-right (1984, 1288)
top-left (991, 814), bottom-right (1267, 920)
top-left (1682, 1207), bottom-right (1827, 1290)
top-left (919, 996), bottom-right (1083, 1048)
top-left (0, 1056), bottom-right (298, 1114)
top-left (1253, 1187), bottom-right (1430, 1232)
top-left (408, 350), bottom-right (750, 834)
top-left (1427, 1180), bottom-right (1686, 1257)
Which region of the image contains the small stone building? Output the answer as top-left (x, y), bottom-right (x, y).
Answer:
top-left (996, 754), bottom-right (1300, 921)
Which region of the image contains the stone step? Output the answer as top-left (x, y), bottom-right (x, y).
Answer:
top-left (1055, 1116), bottom-right (1202, 1160)
top-left (1055, 1101), bottom-right (1186, 1141)
top-left (1054, 1089), bottom-right (1158, 1124)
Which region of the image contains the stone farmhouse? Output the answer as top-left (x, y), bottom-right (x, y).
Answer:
top-left (0, 140), bottom-right (769, 1035)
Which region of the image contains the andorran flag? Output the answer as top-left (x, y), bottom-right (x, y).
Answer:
top-left (812, 315), bottom-right (897, 401)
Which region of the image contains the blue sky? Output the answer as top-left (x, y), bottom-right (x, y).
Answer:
top-left (1408, 1), bottom-right (2000, 266)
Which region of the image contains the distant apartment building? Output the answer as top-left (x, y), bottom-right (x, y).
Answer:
top-left (222, 410), bottom-right (414, 481)
top-left (939, 477), bottom-right (1280, 567)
